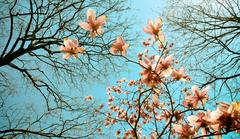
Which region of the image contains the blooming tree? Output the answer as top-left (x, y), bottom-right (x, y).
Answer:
top-left (98, 18), bottom-right (240, 138)
top-left (0, 0), bottom-right (239, 139)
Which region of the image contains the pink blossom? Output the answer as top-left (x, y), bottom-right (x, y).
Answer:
top-left (171, 67), bottom-right (190, 81)
top-left (144, 18), bottom-right (165, 42)
top-left (152, 93), bottom-right (159, 107)
top-left (161, 110), bottom-right (171, 122)
top-left (182, 86), bottom-right (209, 109)
top-left (183, 94), bottom-right (198, 109)
top-left (150, 133), bottom-right (155, 139)
top-left (207, 102), bottom-right (240, 138)
top-left (228, 102), bottom-right (240, 120)
top-left (116, 130), bottom-right (121, 136)
top-left (85, 95), bottom-right (93, 101)
top-left (154, 55), bottom-right (173, 77)
top-left (187, 112), bottom-right (211, 137)
top-left (79, 9), bottom-right (107, 37)
top-left (139, 56), bottom-right (162, 87)
top-left (139, 55), bottom-right (154, 70)
top-left (174, 110), bottom-right (184, 123)
top-left (191, 85), bottom-right (210, 106)
top-left (143, 40), bottom-right (150, 46)
top-left (173, 124), bottom-right (195, 139)
top-left (141, 72), bottom-right (162, 88)
top-left (60, 38), bottom-right (85, 59)
top-left (97, 128), bottom-right (102, 134)
top-left (110, 36), bottom-right (129, 56)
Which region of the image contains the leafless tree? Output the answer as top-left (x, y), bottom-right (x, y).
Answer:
top-left (0, 0), bottom-right (132, 138)
top-left (164, 0), bottom-right (240, 101)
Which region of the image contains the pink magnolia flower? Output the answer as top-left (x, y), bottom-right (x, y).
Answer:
top-left (139, 55), bottom-right (154, 70)
top-left (144, 18), bottom-right (165, 42)
top-left (228, 102), bottom-right (240, 120)
top-left (183, 94), bottom-right (198, 109)
top-left (143, 40), bottom-right (150, 46)
top-left (59, 38), bottom-right (85, 59)
top-left (183, 86), bottom-right (209, 109)
top-left (97, 128), bottom-right (102, 134)
top-left (139, 55), bottom-right (169, 87)
top-left (79, 9), bottom-right (107, 37)
top-left (171, 67), bottom-right (190, 81)
top-left (141, 73), bottom-right (162, 88)
top-left (187, 112), bottom-right (211, 137)
top-left (140, 63), bottom-right (153, 78)
top-left (115, 130), bottom-right (121, 136)
top-left (85, 95), bottom-right (93, 101)
top-left (110, 36), bottom-right (129, 56)
top-left (160, 110), bottom-right (183, 123)
top-left (139, 56), bottom-right (162, 87)
top-left (161, 110), bottom-right (171, 122)
top-left (150, 133), bottom-right (156, 139)
top-left (154, 55), bottom-right (173, 77)
top-left (142, 37), bottom-right (152, 47)
top-left (152, 93), bottom-right (159, 107)
top-left (191, 85), bottom-right (210, 106)
top-left (207, 102), bottom-right (240, 138)
top-left (218, 102), bottom-right (240, 124)
top-left (217, 102), bottom-right (240, 118)
top-left (174, 110), bottom-right (184, 123)
top-left (140, 67), bottom-right (163, 87)
top-left (173, 124), bottom-right (195, 139)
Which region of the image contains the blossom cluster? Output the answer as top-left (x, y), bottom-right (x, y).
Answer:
top-left (61, 9), bottom-right (240, 138)
top-left (101, 18), bottom-right (240, 139)
top-left (60, 9), bottom-right (129, 59)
